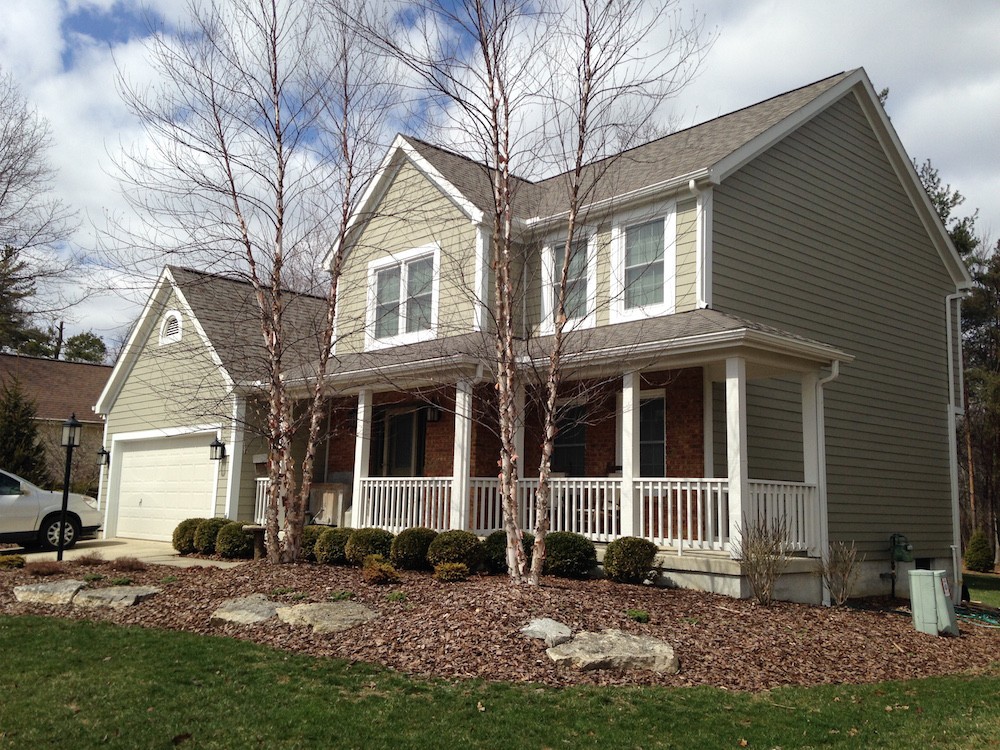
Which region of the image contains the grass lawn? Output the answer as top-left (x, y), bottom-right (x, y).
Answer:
top-left (965, 571), bottom-right (1000, 608)
top-left (1, 616), bottom-right (999, 749)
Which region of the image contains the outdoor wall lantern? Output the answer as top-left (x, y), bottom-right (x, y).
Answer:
top-left (426, 404), bottom-right (442, 423)
top-left (57, 413), bottom-right (82, 561)
top-left (209, 437), bottom-right (227, 461)
top-left (97, 446), bottom-right (111, 466)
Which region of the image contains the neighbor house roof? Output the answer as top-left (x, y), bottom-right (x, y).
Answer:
top-left (0, 354), bottom-right (111, 424)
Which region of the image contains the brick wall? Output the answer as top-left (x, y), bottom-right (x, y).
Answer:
top-left (644, 368), bottom-right (704, 477)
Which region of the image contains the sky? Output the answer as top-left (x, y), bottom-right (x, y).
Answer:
top-left (0, 0), bottom-right (998, 349)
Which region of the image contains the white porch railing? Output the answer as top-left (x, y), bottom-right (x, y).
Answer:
top-left (254, 477), bottom-right (269, 525)
top-left (356, 477), bottom-right (452, 533)
top-left (258, 475), bottom-right (816, 554)
top-left (638, 478), bottom-right (729, 552)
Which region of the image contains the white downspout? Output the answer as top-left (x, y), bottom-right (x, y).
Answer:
top-left (816, 360), bottom-right (841, 606)
top-left (946, 291), bottom-right (966, 605)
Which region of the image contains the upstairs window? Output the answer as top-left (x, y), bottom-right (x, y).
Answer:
top-left (541, 231), bottom-right (596, 333)
top-left (158, 311), bottom-right (183, 345)
top-left (611, 202), bottom-right (675, 322)
top-left (367, 244), bottom-right (439, 349)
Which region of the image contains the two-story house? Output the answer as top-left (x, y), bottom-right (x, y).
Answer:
top-left (96, 68), bottom-right (970, 604)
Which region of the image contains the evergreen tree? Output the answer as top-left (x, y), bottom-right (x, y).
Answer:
top-left (63, 331), bottom-right (107, 364)
top-left (0, 376), bottom-right (49, 486)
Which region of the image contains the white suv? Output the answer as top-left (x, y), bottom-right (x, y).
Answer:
top-left (0, 470), bottom-right (103, 550)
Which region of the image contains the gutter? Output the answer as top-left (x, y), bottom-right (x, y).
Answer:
top-left (946, 291), bottom-right (968, 605)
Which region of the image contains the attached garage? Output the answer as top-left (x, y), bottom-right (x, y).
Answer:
top-left (113, 433), bottom-right (220, 541)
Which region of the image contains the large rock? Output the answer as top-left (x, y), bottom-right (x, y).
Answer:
top-left (546, 629), bottom-right (679, 673)
top-left (74, 586), bottom-right (161, 609)
top-left (276, 601), bottom-right (376, 634)
top-left (13, 579), bottom-right (86, 605)
top-left (211, 594), bottom-right (279, 626)
top-left (521, 617), bottom-right (572, 647)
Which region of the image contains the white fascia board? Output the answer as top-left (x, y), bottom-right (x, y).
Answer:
top-left (324, 135), bottom-right (485, 269)
top-left (95, 268), bottom-right (173, 415)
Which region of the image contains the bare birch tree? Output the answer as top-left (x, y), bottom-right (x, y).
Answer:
top-left (112, 0), bottom-right (395, 562)
top-left (366, 0), bottom-right (708, 583)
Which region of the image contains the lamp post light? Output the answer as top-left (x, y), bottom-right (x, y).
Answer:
top-left (58, 413), bottom-right (82, 561)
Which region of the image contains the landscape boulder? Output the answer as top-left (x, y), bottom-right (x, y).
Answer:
top-left (521, 617), bottom-right (572, 647)
top-left (13, 580), bottom-right (86, 605)
top-left (210, 594), bottom-right (279, 626)
top-left (74, 586), bottom-right (161, 609)
top-left (546, 629), bottom-right (679, 673)
top-left (275, 601), bottom-right (376, 634)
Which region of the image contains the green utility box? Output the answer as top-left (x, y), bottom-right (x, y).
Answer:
top-left (908, 570), bottom-right (958, 636)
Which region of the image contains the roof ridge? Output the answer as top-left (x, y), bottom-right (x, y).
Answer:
top-left (0, 352), bottom-right (112, 369)
top-left (167, 265), bottom-right (329, 302)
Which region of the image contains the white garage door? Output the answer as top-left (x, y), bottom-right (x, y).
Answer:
top-left (115, 435), bottom-right (218, 541)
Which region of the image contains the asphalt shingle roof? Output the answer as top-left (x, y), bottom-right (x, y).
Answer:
top-left (0, 354), bottom-right (111, 423)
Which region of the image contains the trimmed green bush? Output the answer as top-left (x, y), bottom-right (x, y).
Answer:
top-left (216, 522), bottom-right (254, 559)
top-left (543, 531), bottom-right (597, 578)
top-left (483, 529), bottom-right (534, 574)
top-left (434, 562), bottom-right (470, 582)
top-left (193, 518), bottom-right (230, 555)
top-left (361, 554), bottom-right (400, 585)
top-left (390, 527), bottom-right (438, 570)
top-left (0, 554), bottom-right (25, 569)
top-left (965, 530), bottom-right (995, 573)
top-left (427, 529), bottom-right (484, 570)
top-left (344, 527), bottom-right (394, 566)
top-left (172, 518), bottom-right (207, 555)
top-left (314, 527), bottom-right (353, 565)
top-left (300, 525), bottom-right (326, 562)
top-left (603, 536), bottom-right (658, 583)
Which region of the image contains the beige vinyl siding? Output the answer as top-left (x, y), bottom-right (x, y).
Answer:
top-left (101, 294), bottom-right (233, 515)
top-left (675, 198), bottom-right (698, 312)
top-left (337, 160), bottom-right (477, 353)
top-left (711, 91), bottom-right (958, 557)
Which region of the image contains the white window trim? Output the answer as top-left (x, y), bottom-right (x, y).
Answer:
top-left (610, 200), bottom-right (677, 323)
top-left (615, 388), bottom-right (666, 469)
top-left (158, 310), bottom-right (183, 345)
top-left (365, 243), bottom-right (441, 351)
top-left (540, 228), bottom-right (597, 335)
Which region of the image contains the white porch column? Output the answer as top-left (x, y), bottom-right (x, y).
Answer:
top-left (620, 371), bottom-right (641, 536)
top-left (451, 379), bottom-right (473, 530)
top-left (726, 357), bottom-right (749, 558)
top-left (351, 388), bottom-right (372, 529)
top-left (514, 383), bottom-right (525, 480)
top-left (801, 371), bottom-right (821, 558)
top-left (703, 369), bottom-right (714, 477)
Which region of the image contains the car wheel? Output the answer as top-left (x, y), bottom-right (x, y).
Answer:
top-left (39, 515), bottom-right (81, 552)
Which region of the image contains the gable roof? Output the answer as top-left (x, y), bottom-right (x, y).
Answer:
top-left (0, 354), bottom-right (111, 424)
top-left (352, 68), bottom-right (971, 288)
top-left (96, 266), bottom-right (329, 415)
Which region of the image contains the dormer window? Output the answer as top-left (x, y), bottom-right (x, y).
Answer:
top-left (366, 244), bottom-right (440, 349)
top-left (610, 201), bottom-right (676, 323)
top-left (159, 311), bottom-right (183, 345)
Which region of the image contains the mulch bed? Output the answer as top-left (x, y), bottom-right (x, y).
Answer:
top-left (2, 558), bottom-right (999, 691)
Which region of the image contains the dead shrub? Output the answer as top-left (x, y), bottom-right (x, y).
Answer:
top-left (110, 556), bottom-right (147, 573)
top-left (25, 561), bottom-right (63, 577)
top-left (821, 541), bottom-right (864, 606)
top-left (361, 555), bottom-right (400, 585)
top-left (73, 552), bottom-right (105, 567)
top-left (735, 514), bottom-right (791, 606)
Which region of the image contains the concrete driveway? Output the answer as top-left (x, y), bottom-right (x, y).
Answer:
top-left (10, 537), bottom-right (244, 569)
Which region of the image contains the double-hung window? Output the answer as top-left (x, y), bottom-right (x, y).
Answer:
top-left (541, 231), bottom-right (595, 333)
top-left (611, 202), bottom-right (675, 322)
top-left (367, 244), bottom-right (439, 349)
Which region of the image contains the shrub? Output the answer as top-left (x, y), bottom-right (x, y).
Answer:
top-left (172, 518), bottom-right (207, 555)
top-left (483, 530), bottom-right (534, 574)
top-left (603, 536), bottom-right (658, 583)
top-left (25, 561), bottom-right (62, 577)
top-left (0, 554), bottom-right (25, 570)
top-left (110, 556), bottom-right (147, 572)
top-left (300, 525), bottom-right (326, 562)
top-left (361, 554), bottom-right (400, 585)
top-left (965, 530), bottom-right (995, 573)
top-left (193, 518), bottom-right (230, 555)
top-left (821, 540), bottom-right (865, 606)
top-left (626, 609), bottom-right (650, 623)
top-left (109, 576), bottom-right (133, 586)
top-left (314, 527), bottom-right (353, 565)
top-left (83, 572), bottom-right (104, 583)
top-left (390, 527), bottom-right (438, 570)
top-left (345, 528), bottom-right (395, 566)
top-left (434, 562), bottom-right (469, 582)
top-left (735, 514), bottom-right (791, 606)
top-left (427, 530), bottom-right (484, 570)
top-left (216, 522), bottom-right (254, 559)
top-left (543, 532), bottom-right (597, 578)
top-left (73, 552), bottom-right (105, 567)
